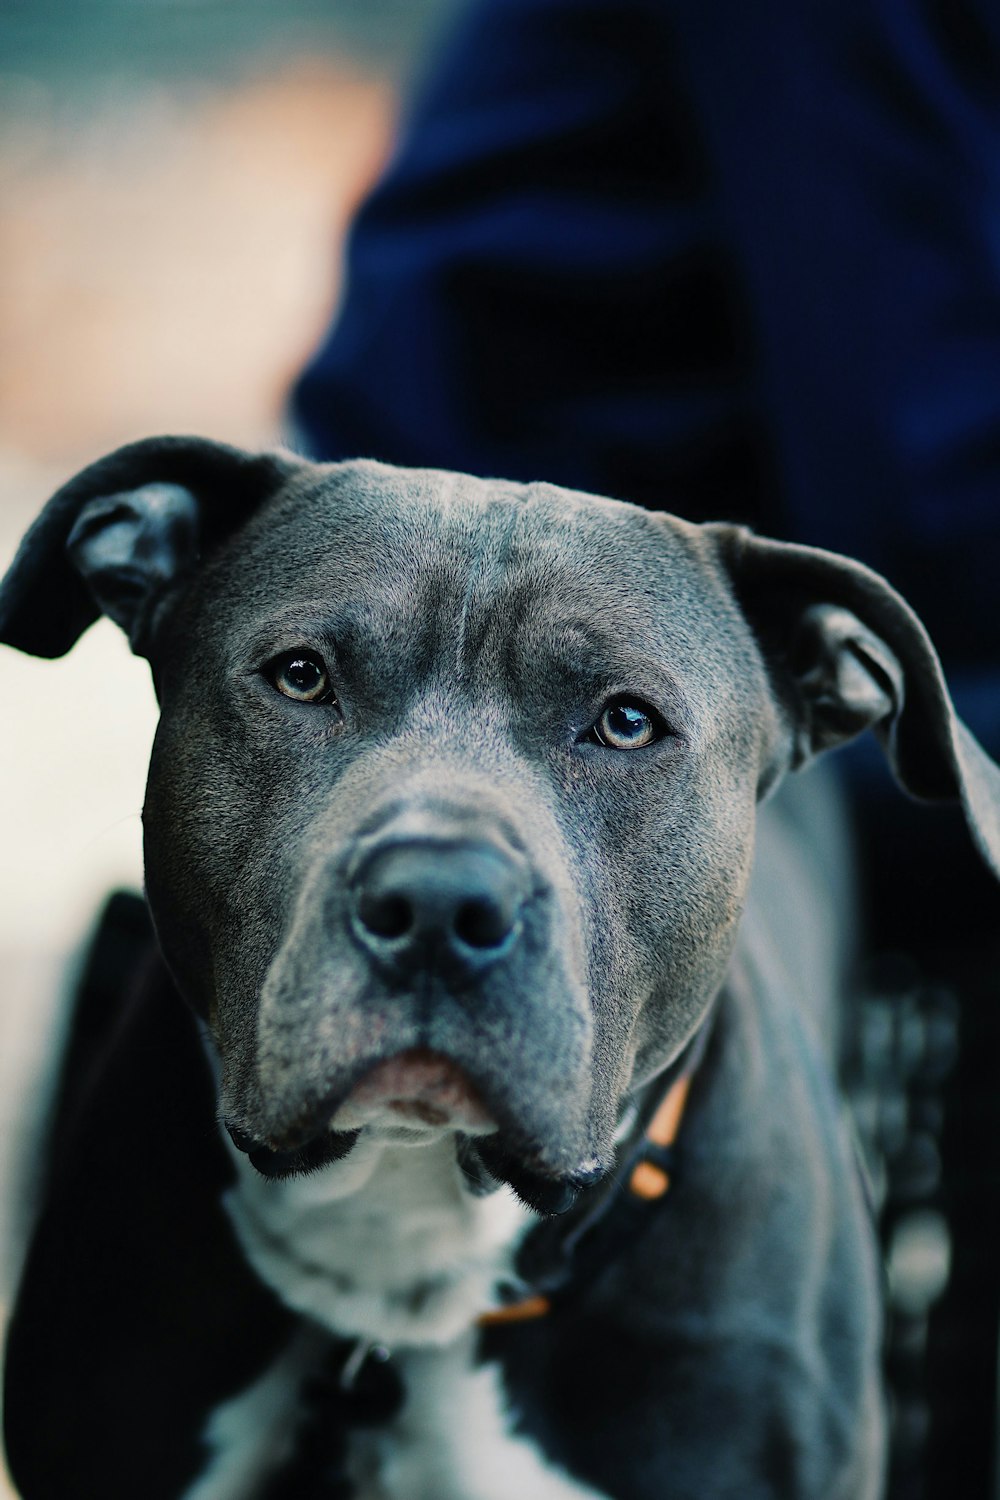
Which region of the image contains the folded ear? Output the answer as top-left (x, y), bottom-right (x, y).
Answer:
top-left (0, 436), bottom-right (296, 658)
top-left (708, 523), bottom-right (1000, 882)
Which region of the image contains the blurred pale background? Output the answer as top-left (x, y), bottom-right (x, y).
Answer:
top-left (0, 4), bottom-right (454, 1490)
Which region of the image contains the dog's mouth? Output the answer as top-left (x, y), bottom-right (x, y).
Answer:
top-left (225, 1047), bottom-right (598, 1213)
top-left (225, 1047), bottom-right (494, 1178)
top-left (329, 1047), bottom-right (496, 1134)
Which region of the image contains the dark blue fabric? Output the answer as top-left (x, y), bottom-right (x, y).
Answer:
top-left (292, 0), bottom-right (1000, 721)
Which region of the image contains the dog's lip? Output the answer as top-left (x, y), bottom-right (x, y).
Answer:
top-left (225, 1048), bottom-right (497, 1171)
top-left (226, 1053), bottom-right (595, 1207)
top-left (331, 1047), bottom-right (496, 1132)
top-left (226, 1124), bottom-right (361, 1178)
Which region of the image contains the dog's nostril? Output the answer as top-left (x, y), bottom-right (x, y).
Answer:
top-left (351, 837), bottom-right (527, 970)
top-left (454, 897), bottom-right (512, 950)
top-left (357, 891), bottom-right (413, 939)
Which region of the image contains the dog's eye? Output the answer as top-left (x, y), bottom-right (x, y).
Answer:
top-left (266, 651), bottom-right (336, 705)
top-left (590, 697), bottom-right (662, 750)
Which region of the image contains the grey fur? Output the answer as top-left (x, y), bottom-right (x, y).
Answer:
top-left (3, 436), bottom-right (999, 1496)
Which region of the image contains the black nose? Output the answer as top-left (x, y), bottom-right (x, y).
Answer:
top-left (351, 839), bottom-right (527, 976)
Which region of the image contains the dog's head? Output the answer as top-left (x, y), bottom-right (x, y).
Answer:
top-left (3, 437), bottom-right (998, 1212)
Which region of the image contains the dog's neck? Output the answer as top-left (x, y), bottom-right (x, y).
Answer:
top-left (222, 1129), bottom-right (537, 1348)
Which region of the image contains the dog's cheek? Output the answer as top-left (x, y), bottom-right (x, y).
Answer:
top-left (141, 690), bottom-right (295, 1025)
top-left (630, 836), bottom-right (757, 1084)
top-left (142, 608), bottom-right (350, 998)
top-left (572, 756), bottom-right (758, 1088)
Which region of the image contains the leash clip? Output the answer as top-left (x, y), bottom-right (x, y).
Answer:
top-left (339, 1337), bottom-right (391, 1393)
top-left (319, 1337), bottom-right (404, 1425)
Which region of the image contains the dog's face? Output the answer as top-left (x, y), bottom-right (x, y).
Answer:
top-left (142, 463), bottom-right (778, 1204)
top-left (2, 438), bottom-right (997, 1212)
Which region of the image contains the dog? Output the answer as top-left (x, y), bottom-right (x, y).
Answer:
top-left (2, 435), bottom-right (998, 1500)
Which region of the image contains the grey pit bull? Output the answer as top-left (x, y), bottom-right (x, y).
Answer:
top-left (2, 436), bottom-right (999, 1500)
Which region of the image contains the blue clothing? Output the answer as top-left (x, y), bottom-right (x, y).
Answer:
top-left (292, 0), bottom-right (1000, 737)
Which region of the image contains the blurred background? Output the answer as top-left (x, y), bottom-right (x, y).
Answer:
top-left (1, 3), bottom-right (999, 1498)
top-left (0, 4), bottom-right (455, 1492)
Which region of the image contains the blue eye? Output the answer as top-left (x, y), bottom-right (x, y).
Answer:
top-left (591, 697), bottom-right (661, 750)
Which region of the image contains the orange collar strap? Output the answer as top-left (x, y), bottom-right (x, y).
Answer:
top-left (627, 1067), bottom-right (694, 1201)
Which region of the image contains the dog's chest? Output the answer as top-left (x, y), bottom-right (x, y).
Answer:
top-left (191, 1137), bottom-right (607, 1499)
top-left (185, 1326), bottom-right (608, 1500)
top-left (342, 1335), bottom-right (609, 1500)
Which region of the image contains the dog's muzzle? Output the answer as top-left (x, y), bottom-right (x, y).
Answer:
top-left (225, 812), bottom-right (598, 1212)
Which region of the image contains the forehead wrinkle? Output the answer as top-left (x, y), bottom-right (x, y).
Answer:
top-left (447, 515), bottom-right (625, 692)
top-left (514, 605), bottom-right (688, 710)
top-left (452, 498), bottom-right (526, 683)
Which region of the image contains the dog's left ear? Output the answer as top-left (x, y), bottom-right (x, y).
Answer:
top-left (709, 523), bottom-right (1000, 881)
top-left (0, 435), bottom-right (297, 658)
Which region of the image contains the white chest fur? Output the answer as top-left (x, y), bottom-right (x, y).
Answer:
top-left (347, 1334), bottom-right (610, 1500)
top-left (223, 1132), bottom-right (535, 1345)
top-left (197, 1134), bottom-right (608, 1499)
top-left (185, 1326), bottom-right (608, 1500)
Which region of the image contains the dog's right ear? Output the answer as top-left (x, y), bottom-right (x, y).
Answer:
top-left (0, 436), bottom-right (297, 658)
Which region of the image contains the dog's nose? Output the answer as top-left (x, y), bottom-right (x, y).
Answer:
top-left (351, 840), bottom-right (527, 976)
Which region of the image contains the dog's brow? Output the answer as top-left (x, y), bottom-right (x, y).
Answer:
top-left (516, 611), bottom-right (692, 725)
top-left (239, 606), bottom-right (365, 662)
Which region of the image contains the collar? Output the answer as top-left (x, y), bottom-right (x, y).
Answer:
top-left (478, 1013), bottom-right (714, 1327)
